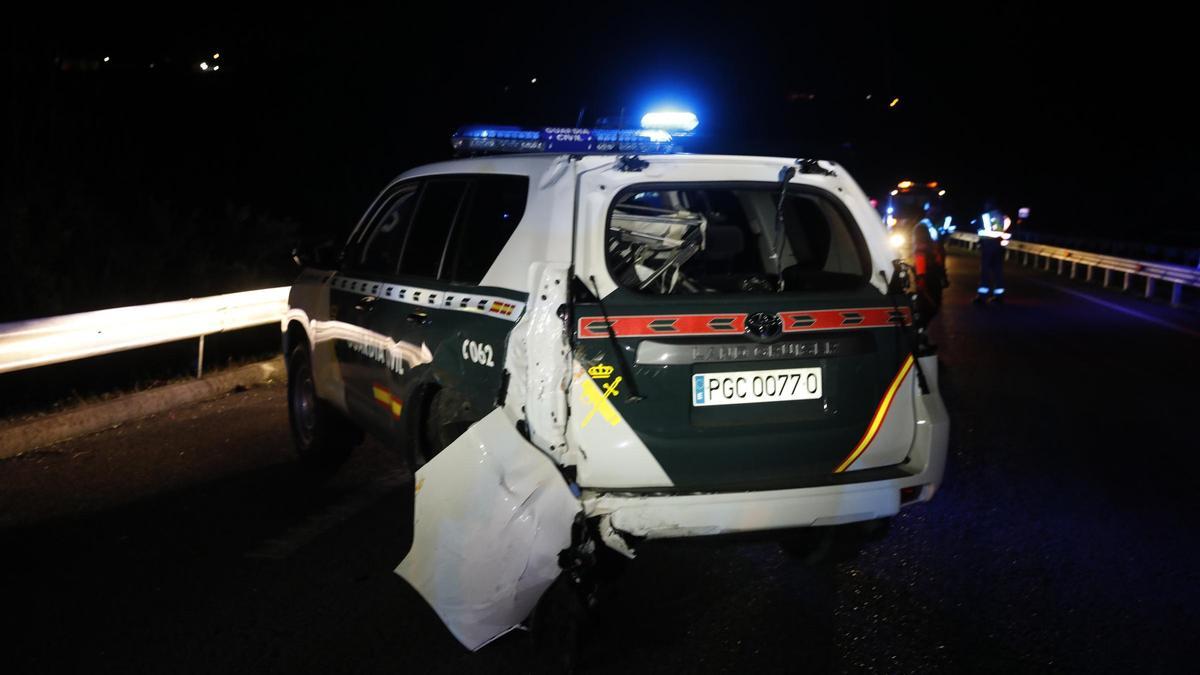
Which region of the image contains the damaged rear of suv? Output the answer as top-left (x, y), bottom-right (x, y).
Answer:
top-left (284, 126), bottom-right (948, 652)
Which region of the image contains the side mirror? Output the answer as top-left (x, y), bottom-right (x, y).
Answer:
top-left (887, 259), bottom-right (909, 295)
top-left (291, 239), bottom-right (337, 269)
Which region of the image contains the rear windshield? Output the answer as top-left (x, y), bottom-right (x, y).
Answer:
top-left (606, 184), bottom-right (869, 294)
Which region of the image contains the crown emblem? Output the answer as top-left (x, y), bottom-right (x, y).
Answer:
top-left (587, 364), bottom-right (615, 379)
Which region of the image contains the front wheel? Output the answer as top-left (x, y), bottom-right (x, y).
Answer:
top-left (287, 343), bottom-right (360, 472)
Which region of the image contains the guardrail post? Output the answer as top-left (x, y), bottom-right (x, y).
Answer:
top-left (197, 334), bottom-right (205, 379)
top-left (1145, 277), bottom-right (1156, 299)
top-left (1070, 261), bottom-right (1077, 278)
top-left (1172, 283), bottom-right (1183, 307)
top-left (1058, 259), bottom-right (1065, 275)
top-left (1123, 272), bottom-right (1132, 292)
top-left (1103, 269), bottom-right (1113, 287)
top-left (1086, 265), bottom-right (1095, 283)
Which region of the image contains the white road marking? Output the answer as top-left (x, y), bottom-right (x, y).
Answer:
top-left (245, 470), bottom-right (408, 560)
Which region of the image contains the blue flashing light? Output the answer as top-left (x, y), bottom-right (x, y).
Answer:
top-left (978, 286), bottom-right (990, 294)
top-left (640, 110), bottom-right (699, 133)
top-left (451, 125), bottom-right (676, 156)
top-left (994, 288), bottom-right (1006, 295)
top-left (923, 202), bottom-right (931, 212)
top-left (943, 216), bottom-right (953, 230)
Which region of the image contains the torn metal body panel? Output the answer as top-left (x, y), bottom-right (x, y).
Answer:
top-left (502, 262), bottom-right (573, 462)
top-left (395, 407), bottom-right (581, 651)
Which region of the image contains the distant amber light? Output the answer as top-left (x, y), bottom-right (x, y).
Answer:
top-left (926, 181), bottom-right (939, 189)
top-left (897, 180), bottom-right (914, 189)
top-left (889, 97), bottom-right (900, 108)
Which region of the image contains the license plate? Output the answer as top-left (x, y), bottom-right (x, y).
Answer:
top-left (692, 367), bottom-right (822, 407)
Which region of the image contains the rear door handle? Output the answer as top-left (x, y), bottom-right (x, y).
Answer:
top-left (407, 311), bottom-right (432, 326)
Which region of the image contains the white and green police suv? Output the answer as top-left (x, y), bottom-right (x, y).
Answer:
top-left (283, 125), bottom-right (949, 650)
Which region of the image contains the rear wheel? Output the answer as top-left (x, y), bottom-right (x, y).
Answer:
top-left (287, 343), bottom-right (360, 471)
top-left (415, 387), bottom-right (475, 466)
top-left (529, 575), bottom-right (586, 673)
top-left (779, 518), bottom-right (892, 565)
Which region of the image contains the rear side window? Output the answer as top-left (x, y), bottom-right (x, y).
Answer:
top-left (357, 184), bottom-right (420, 275)
top-left (606, 184), bottom-right (868, 294)
top-left (398, 180), bottom-right (468, 279)
top-left (444, 175), bottom-right (529, 285)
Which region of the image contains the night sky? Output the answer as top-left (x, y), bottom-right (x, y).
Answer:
top-left (3, 4), bottom-right (1196, 318)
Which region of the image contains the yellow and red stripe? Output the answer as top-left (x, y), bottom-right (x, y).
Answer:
top-left (833, 355), bottom-right (914, 473)
top-left (372, 384), bottom-right (403, 419)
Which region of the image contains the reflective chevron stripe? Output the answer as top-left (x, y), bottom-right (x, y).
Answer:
top-left (330, 275), bottom-right (526, 322)
top-left (577, 307), bottom-right (910, 339)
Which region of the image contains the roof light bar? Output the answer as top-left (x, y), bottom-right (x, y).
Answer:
top-left (451, 126), bottom-right (676, 156)
top-left (640, 110), bottom-right (699, 133)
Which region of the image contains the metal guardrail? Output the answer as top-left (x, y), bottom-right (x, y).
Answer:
top-left (0, 287), bottom-right (290, 376)
top-left (948, 233), bottom-right (1200, 306)
top-left (2, 232), bottom-right (1195, 377)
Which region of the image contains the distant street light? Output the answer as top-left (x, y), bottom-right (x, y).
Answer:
top-left (889, 97), bottom-right (900, 108)
top-left (213, 52), bottom-right (220, 59)
top-left (103, 56), bottom-right (110, 63)
top-left (200, 61), bottom-right (209, 71)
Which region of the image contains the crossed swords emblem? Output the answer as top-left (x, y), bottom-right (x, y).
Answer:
top-left (580, 375), bottom-right (622, 428)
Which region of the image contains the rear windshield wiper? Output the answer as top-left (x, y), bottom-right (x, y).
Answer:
top-left (588, 275), bottom-right (643, 401)
top-left (770, 165), bottom-right (796, 288)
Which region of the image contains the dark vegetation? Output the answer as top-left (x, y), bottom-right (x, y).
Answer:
top-left (1, 8), bottom-right (1196, 414)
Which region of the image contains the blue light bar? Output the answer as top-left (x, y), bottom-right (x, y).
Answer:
top-left (641, 111), bottom-right (699, 133)
top-left (451, 126), bottom-right (676, 156)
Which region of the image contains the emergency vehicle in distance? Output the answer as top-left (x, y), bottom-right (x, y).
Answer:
top-left (879, 181), bottom-right (953, 330)
top-left (880, 179), bottom-right (953, 254)
top-left (283, 120), bottom-right (950, 651)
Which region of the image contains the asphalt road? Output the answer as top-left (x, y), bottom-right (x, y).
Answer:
top-left (3, 252), bottom-right (1198, 674)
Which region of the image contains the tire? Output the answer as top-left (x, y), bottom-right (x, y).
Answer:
top-left (529, 575), bottom-right (586, 673)
top-left (415, 387), bottom-right (475, 466)
top-left (779, 519), bottom-right (892, 566)
top-left (778, 528), bottom-right (836, 566)
top-left (287, 342), bottom-right (360, 472)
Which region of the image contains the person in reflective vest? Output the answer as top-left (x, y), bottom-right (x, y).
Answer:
top-left (912, 219), bottom-right (948, 328)
top-left (974, 208), bottom-right (1012, 303)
